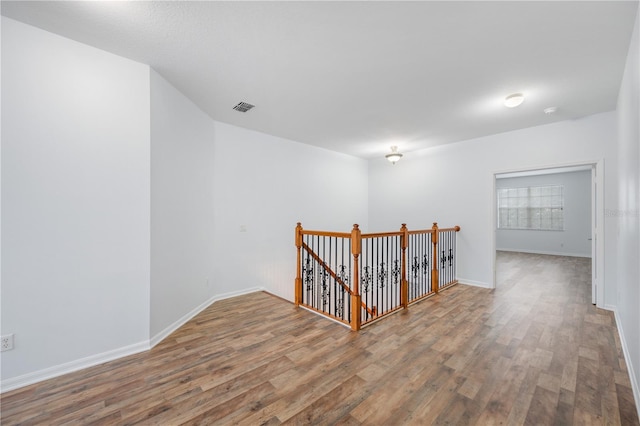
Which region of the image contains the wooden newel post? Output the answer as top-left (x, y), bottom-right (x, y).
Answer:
top-left (295, 222), bottom-right (303, 306)
top-left (431, 222), bottom-right (439, 294)
top-left (351, 224), bottom-right (362, 331)
top-left (400, 223), bottom-right (409, 309)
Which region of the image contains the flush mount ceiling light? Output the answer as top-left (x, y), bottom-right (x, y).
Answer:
top-left (385, 146), bottom-right (403, 164)
top-left (504, 93), bottom-right (525, 108)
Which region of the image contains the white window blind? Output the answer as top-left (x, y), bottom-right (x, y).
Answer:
top-left (497, 185), bottom-right (564, 230)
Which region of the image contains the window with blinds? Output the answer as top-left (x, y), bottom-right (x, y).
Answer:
top-left (497, 185), bottom-right (564, 230)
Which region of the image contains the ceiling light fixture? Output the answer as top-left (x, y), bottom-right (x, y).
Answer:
top-left (504, 93), bottom-right (525, 108)
top-left (385, 146), bottom-right (403, 164)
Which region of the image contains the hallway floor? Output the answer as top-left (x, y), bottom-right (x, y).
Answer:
top-left (1, 252), bottom-right (637, 424)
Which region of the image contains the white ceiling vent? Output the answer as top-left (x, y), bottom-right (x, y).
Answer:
top-left (233, 102), bottom-right (255, 113)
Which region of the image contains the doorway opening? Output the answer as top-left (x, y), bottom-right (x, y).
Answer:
top-left (492, 161), bottom-right (603, 307)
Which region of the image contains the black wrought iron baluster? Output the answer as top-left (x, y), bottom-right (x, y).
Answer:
top-left (376, 237), bottom-right (380, 315)
top-left (303, 256), bottom-right (314, 291)
top-left (330, 237), bottom-right (334, 317)
top-left (412, 256), bottom-right (420, 279)
top-left (392, 259), bottom-right (400, 285)
top-left (319, 265), bottom-right (329, 310)
top-left (335, 262), bottom-right (346, 318)
top-left (377, 262), bottom-right (387, 288)
top-left (362, 266), bottom-right (372, 294)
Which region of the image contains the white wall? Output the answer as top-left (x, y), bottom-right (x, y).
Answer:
top-left (496, 171), bottom-right (592, 257)
top-left (0, 18), bottom-right (369, 389)
top-left (1, 18), bottom-right (151, 383)
top-left (149, 70), bottom-right (217, 341)
top-left (615, 6), bottom-right (640, 409)
top-left (212, 122), bottom-right (369, 301)
top-left (368, 112), bottom-right (618, 300)
top-left (149, 68), bottom-right (369, 338)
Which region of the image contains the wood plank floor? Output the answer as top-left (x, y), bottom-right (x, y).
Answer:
top-left (1, 251), bottom-right (638, 425)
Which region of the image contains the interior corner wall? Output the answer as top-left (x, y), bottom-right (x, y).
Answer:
top-left (149, 69), bottom-right (217, 340)
top-left (1, 18), bottom-right (151, 384)
top-left (496, 170), bottom-right (592, 257)
top-left (212, 122), bottom-right (369, 301)
top-left (368, 112), bottom-right (618, 297)
top-left (615, 4), bottom-right (640, 406)
top-left (149, 69), bottom-right (369, 336)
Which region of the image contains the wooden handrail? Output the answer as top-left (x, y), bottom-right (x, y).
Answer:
top-left (362, 303), bottom-right (377, 318)
top-left (361, 231), bottom-right (403, 239)
top-left (406, 226), bottom-right (460, 235)
top-left (300, 230), bottom-right (351, 238)
top-left (438, 225), bottom-right (461, 233)
top-left (301, 242), bottom-right (352, 295)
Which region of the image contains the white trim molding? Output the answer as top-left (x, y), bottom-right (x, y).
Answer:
top-left (149, 286), bottom-right (266, 348)
top-left (613, 308), bottom-right (640, 420)
top-left (457, 279), bottom-right (492, 289)
top-left (1, 287), bottom-right (266, 394)
top-left (0, 341), bottom-right (150, 394)
top-left (496, 248), bottom-right (592, 258)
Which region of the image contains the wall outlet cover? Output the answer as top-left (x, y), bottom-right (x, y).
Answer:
top-left (1, 334), bottom-right (15, 351)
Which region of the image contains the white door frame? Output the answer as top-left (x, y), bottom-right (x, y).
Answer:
top-left (491, 160), bottom-right (604, 308)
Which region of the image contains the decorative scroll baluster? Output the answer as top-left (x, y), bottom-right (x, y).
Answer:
top-left (377, 262), bottom-right (387, 288)
top-left (362, 266), bottom-right (372, 294)
top-left (411, 256), bottom-right (420, 279)
top-left (303, 257), bottom-right (314, 290)
top-left (319, 267), bottom-right (329, 307)
top-left (391, 260), bottom-right (401, 285)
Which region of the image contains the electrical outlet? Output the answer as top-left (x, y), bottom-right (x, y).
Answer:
top-left (1, 334), bottom-right (14, 351)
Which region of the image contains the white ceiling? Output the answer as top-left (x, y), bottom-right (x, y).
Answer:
top-left (2, 1), bottom-right (638, 159)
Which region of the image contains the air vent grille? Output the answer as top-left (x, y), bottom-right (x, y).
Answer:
top-left (233, 102), bottom-right (255, 113)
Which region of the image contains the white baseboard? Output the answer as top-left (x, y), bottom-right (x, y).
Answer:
top-left (1, 287), bottom-right (266, 394)
top-left (0, 340), bottom-right (150, 394)
top-left (603, 303), bottom-right (617, 312)
top-left (149, 286), bottom-right (265, 347)
top-left (613, 308), bottom-right (640, 420)
top-left (457, 278), bottom-right (493, 289)
top-left (496, 248), bottom-right (591, 258)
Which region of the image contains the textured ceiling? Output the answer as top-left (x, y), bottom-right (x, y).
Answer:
top-left (2, 1), bottom-right (638, 158)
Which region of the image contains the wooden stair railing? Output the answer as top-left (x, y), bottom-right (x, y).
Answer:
top-left (295, 222), bottom-right (460, 331)
top-left (300, 241), bottom-right (378, 320)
